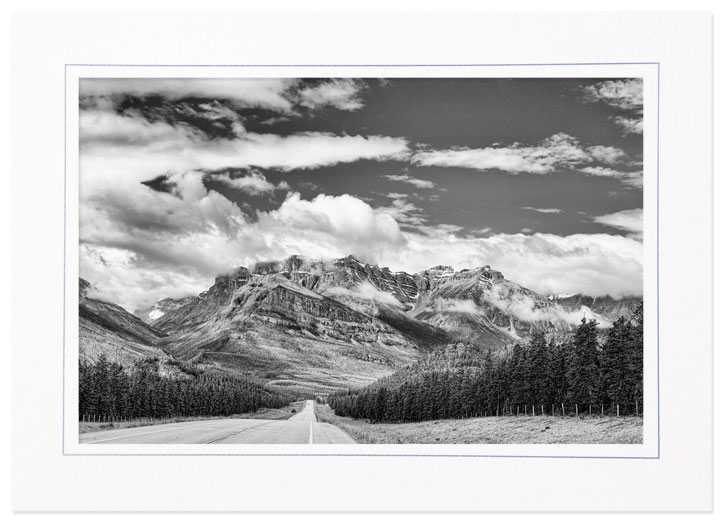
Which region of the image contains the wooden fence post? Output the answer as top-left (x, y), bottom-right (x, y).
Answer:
top-left (617, 404), bottom-right (620, 417)
top-left (561, 403), bottom-right (565, 416)
top-left (636, 399), bottom-right (639, 416)
top-left (575, 404), bottom-right (578, 417)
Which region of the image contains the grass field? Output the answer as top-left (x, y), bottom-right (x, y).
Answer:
top-left (315, 404), bottom-right (643, 444)
top-left (79, 400), bottom-right (307, 434)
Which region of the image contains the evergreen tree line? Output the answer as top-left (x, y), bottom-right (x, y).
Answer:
top-left (79, 356), bottom-right (291, 421)
top-left (329, 304), bottom-right (643, 423)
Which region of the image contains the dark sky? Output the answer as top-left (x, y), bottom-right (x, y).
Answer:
top-left (79, 77), bottom-right (644, 310)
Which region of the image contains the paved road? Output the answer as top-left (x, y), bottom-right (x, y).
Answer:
top-left (80, 400), bottom-right (356, 444)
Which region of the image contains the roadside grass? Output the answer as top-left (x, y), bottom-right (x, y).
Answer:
top-left (314, 403), bottom-right (643, 444)
top-left (79, 400), bottom-right (307, 434)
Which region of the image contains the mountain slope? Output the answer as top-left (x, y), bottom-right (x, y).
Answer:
top-left (80, 255), bottom-right (641, 392)
top-left (158, 274), bottom-right (421, 392)
top-left (134, 296), bottom-right (196, 324)
top-left (79, 279), bottom-right (169, 366)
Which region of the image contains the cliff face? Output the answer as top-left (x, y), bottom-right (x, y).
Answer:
top-left (167, 274), bottom-right (415, 353)
top-left (153, 267), bottom-right (251, 332)
top-left (150, 254), bottom-right (639, 351)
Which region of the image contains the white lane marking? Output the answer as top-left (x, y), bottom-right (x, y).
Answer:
top-left (308, 422), bottom-right (314, 444)
top-left (82, 420), bottom-right (250, 444)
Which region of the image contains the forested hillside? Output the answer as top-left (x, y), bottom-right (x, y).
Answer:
top-left (328, 304), bottom-right (644, 423)
top-left (79, 356), bottom-right (292, 421)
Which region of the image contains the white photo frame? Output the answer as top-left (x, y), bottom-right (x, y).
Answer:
top-left (12, 11), bottom-right (712, 511)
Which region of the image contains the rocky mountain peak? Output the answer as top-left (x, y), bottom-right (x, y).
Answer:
top-left (335, 254), bottom-right (365, 267)
top-left (213, 266), bottom-right (251, 290)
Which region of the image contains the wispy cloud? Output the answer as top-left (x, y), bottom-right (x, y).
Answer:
top-left (297, 79), bottom-right (367, 111)
top-left (208, 170), bottom-right (290, 195)
top-left (376, 194), bottom-right (426, 226)
top-left (579, 166), bottom-right (643, 188)
top-left (81, 78), bottom-right (300, 113)
top-left (521, 207), bottom-right (563, 214)
top-left (412, 133), bottom-right (628, 175)
top-left (81, 110), bottom-right (410, 174)
top-left (382, 174), bottom-right (435, 189)
top-left (592, 208), bottom-right (643, 240)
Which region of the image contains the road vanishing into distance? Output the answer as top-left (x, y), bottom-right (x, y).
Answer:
top-left (80, 400), bottom-right (356, 445)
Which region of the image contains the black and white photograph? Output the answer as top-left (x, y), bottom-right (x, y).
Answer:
top-left (11, 6), bottom-right (718, 514)
top-left (76, 77), bottom-right (646, 445)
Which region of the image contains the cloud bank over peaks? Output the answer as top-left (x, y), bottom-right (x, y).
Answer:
top-left (81, 181), bottom-right (643, 312)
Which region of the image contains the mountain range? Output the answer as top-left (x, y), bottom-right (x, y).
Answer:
top-left (79, 255), bottom-right (641, 393)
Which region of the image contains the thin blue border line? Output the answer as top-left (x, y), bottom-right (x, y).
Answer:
top-left (656, 63), bottom-right (661, 459)
top-left (64, 450), bottom-right (659, 459)
top-left (62, 65), bottom-right (68, 455)
top-left (66, 62), bottom-right (658, 67)
top-left (63, 62), bottom-right (660, 459)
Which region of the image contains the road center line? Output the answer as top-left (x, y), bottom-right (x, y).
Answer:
top-left (309, 422), bottom-right (314, 444)
top-left (205, 421), bottom-right (276, 444)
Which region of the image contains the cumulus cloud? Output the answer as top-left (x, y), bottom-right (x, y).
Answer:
top-left (613, 116), bottom-right (644, 135)
top-left (412, 133), bottom-right (627, 175)
top-left (592, 208), bottom-right (643, 240)
top-left (382, 174), bottom-right (435, 189)
top-left (582, 79), bottom-right (644, 135)
top-left (297, 79), bottom-right (367, 111)
top-left (582, 78), bottom-right (643, 111)
top-left (255, 192), bottom-right (407, 259)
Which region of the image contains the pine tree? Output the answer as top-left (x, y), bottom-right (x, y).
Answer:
top-left (567, 318), bottom-right (602, 410)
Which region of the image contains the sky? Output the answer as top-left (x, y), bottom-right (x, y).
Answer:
top-left (78, 77), bottom-right (644, 312)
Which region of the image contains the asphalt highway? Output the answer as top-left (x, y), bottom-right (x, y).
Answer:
top-left (80, 400), bottom-right (356, 444)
